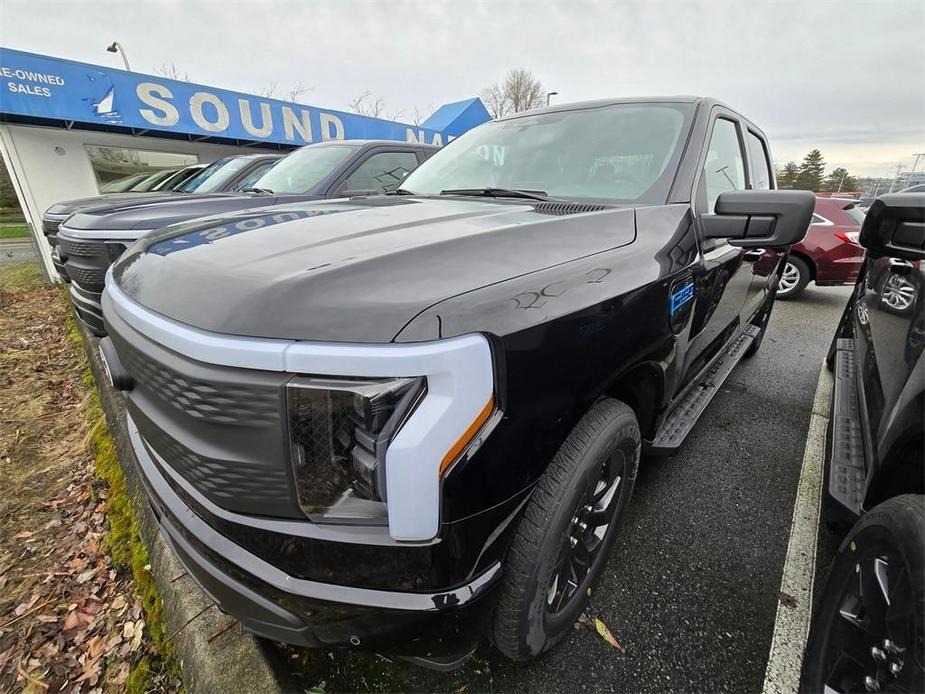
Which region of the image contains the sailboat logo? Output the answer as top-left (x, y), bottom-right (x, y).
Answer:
top-left (81, 71), bottom-right (121, 123)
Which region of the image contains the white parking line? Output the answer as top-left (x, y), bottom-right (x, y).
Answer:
top-left (762, 365), bottom-right (832, 694)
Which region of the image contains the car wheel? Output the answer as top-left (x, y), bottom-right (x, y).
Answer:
top-left (801, 495), bottom-right (925, 694)
top-left (880, 273), bottom-right (916, 315)
top-left (777, 256), bottom-right (811, 300)
top-left (491, 397), bottom-right (640, 662)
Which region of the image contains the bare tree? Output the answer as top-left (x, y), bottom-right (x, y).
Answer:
top-left (254, 81), bottom-right (279, 98)
top-left (155, 61), bottom-right (190, 82)
top-left (284, 81), bottom-right (312, 103)
top-left (481, 67), bottom-right (546, 118)
top-left (348, 90), bottom-right (386, 118)
top-left (411, 103), bottom-right (435, 127)
top-left (252, 81), bottom-right (314, 103)
top-left (348, 91), bottom-right (404, 121)
top-left (480, 82), bottom-right (508, 119)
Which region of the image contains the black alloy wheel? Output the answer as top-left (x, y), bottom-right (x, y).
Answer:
top-left (545, 452), bottom-right (625, 614)
top-left (802, 495), bottom-right (924, 693)
top-left (492, 397), bottom-right (640, 662)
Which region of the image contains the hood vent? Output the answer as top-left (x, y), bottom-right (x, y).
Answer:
top-left (533, 201), bottom-right (608, 216)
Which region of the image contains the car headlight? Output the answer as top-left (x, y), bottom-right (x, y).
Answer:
top-left (287, 375), bottom-right (426, 523)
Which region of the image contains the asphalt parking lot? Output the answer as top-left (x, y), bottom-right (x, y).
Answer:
top-left (275, 283), bottom-right (854, 693)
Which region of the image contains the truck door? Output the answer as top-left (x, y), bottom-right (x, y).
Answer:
top-left (740, 128), bottom-right (780, 321)
top-left (679, 113), bottom-right (753, 388)
top-left (856, 255), bottom-right (924, 458)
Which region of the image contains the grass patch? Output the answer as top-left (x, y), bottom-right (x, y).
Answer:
top-left (0, 224), bottom-right (30, 239)
top-left (0, 261), bottom-right (43, 291)
top-left (63, 309), bottom-right (182, 691)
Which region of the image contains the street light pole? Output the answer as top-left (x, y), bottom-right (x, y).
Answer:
top-left (546, 91), bottom-right (558, 106)
top-left (106, 41), bottom-right (131, 71)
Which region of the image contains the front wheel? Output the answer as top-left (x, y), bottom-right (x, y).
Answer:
top-left (491, 398), bottom-right (640, 662)
top-left (801, 495), bottom-right (925, 693)
top-left (777, 256), bottom-right (811, 300)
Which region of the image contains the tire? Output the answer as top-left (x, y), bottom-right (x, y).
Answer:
top-left (777, 256), bottom-right (811, 300)
top-left (491, 398), bottom-right (640, 662)
top-left (801, 495), bottom-right (925, 694)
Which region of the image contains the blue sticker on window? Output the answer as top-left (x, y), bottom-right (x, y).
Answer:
top-left (670, 281), bottom-right (694, 315)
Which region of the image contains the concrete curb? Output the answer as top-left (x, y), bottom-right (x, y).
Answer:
top-left (78, 324), bottom-right (287, 694)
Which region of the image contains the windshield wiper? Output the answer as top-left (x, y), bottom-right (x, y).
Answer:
top-left (240, 187), bottom-right (274, 195)
top-left (385, 187), bottom-right (416, 196)
top-left (440, 187), bottom-right (548, 201)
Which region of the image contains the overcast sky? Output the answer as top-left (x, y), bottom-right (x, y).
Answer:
top-left (2, 0), bottom-right (923, 178)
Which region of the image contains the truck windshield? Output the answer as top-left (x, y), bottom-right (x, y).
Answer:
top-left (250, 144), bottom-right (359, 194)
top-left (176, 157), bottom-right (245, 193)
top-left (402, 103), bottom-right (693, 204)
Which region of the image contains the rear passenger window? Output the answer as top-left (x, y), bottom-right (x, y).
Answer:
top-left (344, 152), bottom-right (420, 193)
top-left (703, 118), bottom-right (746, 212)
top-left (746, 132), bottom-right (772, 190)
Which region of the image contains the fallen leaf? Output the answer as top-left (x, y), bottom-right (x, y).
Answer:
top-left (14, 531), bottom-right (34, 539)
top-left (594, 617), bottom-right (625, 652)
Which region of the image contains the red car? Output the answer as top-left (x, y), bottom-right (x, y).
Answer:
top-left (776, 196), bottom-right (866, 299)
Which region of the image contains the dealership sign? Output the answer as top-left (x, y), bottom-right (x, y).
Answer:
top-left (0, 48), bottom-right (483, 146)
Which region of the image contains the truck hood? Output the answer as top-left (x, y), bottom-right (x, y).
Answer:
top-left (64, 193), bottom-right (322, 231)
top-left (45, 192), bottom-right (194, 218)
top-left (112, 196), bottom-right (637, 343)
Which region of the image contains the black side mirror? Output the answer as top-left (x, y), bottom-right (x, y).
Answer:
top-left (858, 193), bottom-right (925, 261)
top-left (701, 190), bottom-right (816, 248)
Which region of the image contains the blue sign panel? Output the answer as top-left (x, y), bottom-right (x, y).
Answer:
top-left (0, 48), bottom-right (485, 147)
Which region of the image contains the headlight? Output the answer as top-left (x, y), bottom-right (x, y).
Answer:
top-left (287, 375), bottom-right (426, 524)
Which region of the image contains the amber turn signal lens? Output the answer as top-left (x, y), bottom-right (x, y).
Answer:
top-left (439, 395), bottom-right (494, 476)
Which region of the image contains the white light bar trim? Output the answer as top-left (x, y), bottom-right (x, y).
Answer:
top-left (105, 273), bottom-right (494, 541)
top-left (59, 224), bottom-right (147, 241)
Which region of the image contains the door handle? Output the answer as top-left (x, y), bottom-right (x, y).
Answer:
top-left (742, 249), bottom-right (765, 262)
top-left (889, 258), bottom-right (914, 275)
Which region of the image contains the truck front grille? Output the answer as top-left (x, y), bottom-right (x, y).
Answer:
top-left (105, 296), bottom-right (302, 518)
top-left (58, 237), bottom-right (105, 257)
top-left (131, 404), bottom-right (292, 509)
top-left (116, 336), bottom-right (280, 426)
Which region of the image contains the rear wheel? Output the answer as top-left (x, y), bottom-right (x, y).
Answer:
top-left (801, 495), bottom-right (925, 693)
top-left (777, 256), bottom-right (811, 300)
top-left (491, 398), bottom-right (640, 662)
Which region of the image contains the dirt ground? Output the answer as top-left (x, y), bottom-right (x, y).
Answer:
top-left (0, 263), bottom-right (178, 693)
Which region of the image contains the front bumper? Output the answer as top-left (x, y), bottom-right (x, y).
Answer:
top-left (69, 282), bottom-right (106, 336)
top-left (126, 413), bottom-right (502, 656)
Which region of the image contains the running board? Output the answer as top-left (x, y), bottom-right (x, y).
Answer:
top-left (646, 325), bottom-right (760, 456)
top-left (829, 339), bottom-right (866, 514)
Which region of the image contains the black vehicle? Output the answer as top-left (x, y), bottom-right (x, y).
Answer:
top-left (802, 193), bottom-right (925, 693)
top-left (58, 140), bottom-right (436, 335)
top-left (42, 153), bottom-right (282, 247)
top-left (98, 97), bottom-right (814, 666)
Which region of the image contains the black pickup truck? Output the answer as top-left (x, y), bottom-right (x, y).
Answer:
top-left (98, 97), bottom-right (814, 666)
top-left (57, 140), bottom-right (436, 335)
top-left (802, 193), bottom-right (924, 693)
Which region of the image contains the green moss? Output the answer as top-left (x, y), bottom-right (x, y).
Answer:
top-left (63, 306), bottom-right (182, 689)
top-left (126, 657), bottom-right (151, 694)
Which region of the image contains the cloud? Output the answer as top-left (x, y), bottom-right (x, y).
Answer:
top-left (3, 0), bottom-right (923, 177)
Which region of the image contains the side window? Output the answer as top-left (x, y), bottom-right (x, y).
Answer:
top-left (343, 152), bottom-right (420, 193)
top-left (703, 118), bottom-right (746, 212)
top-left (746, 132), bottom-right (772, 190)
top-left (235, 163), bottom-right (274, 191)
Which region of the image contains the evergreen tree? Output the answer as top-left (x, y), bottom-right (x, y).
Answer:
top-left (776, 161), bottom-right (799, 189)
top-left (796, 149), bottom-right (826, 191)
top-left (822, 167), bottom-right (857, 193)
